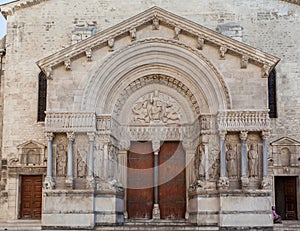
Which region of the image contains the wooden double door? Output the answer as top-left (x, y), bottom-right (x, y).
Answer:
top-left (275, 176), bottom-right (298, 220)
top-left (127, 141), bottom-right (186, 219)
top-left (20, 175), bottom-right (43, 219)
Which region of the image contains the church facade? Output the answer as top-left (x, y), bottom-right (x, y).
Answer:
top-left (0, 0), bottom-right (299, 230)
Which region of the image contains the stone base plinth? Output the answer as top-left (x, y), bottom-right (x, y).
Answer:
top-left (41, 190), bottom-right (95, 230)
top-left (94, 191), bottom-right (124, 226)
top-left (188, 189), bottom-right (273, 230)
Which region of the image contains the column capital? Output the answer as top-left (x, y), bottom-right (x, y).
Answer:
top-left (261, 130), bottom-right (270, 140)
top-left (87, 132), bottom-right (95, 142)
top-left (67, 132), bottom-right (75, 141)
top-left (239, 130), bottom-right (248, 141)
top-left (45, 132), bottom-right (55, 141)
top-left (152, 140), bottom-right (161, 152)
top-left (219, 130), bottom-right (227, 140)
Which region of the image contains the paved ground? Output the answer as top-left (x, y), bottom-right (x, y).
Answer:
top-left (0, 220), bottom-right (299, 230)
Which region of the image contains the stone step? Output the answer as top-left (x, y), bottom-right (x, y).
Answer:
top-left (0, 220), bottom-right (41, 231)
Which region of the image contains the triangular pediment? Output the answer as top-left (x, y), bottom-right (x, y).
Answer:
top-left (271, 137), bottom-right (300, 146)
top-left (36, 6), bottom-right (280, 79)
top-left (17, 140), bottom-right (46, 149)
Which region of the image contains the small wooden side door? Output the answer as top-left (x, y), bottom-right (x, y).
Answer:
top-left (158, 141), bottom-right (186, 219)
top-left (284, 177), bottom-right (297, 220)
top-left (20, 175), bottom-right (43, 219)
top-left (127, 141), bottom-right (154, 219)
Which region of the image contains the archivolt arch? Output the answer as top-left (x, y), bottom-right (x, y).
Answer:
top-left (80, 38), bottom-right (232, 116)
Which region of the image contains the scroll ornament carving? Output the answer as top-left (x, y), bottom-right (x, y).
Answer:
top-left (131, 90), bottom-right (180, 124)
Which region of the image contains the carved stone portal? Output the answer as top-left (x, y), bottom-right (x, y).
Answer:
top-left (131, 90), bottom-right (180, 124)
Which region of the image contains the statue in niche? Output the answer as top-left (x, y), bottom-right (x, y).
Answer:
top-left (56, 144), bottom-right (67, 177)
top-left (195, 143), bottom-right (205, 179)
top-left (211, 157), bottom-right (220, 179)
top-left (77, 155), bottom-right (86, 177)
top-left (248, 143), bottom-right (258, 177)
top-left (226, 144), bottom-right (237, 178)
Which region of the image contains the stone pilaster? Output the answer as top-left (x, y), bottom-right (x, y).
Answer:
top-left (66, 132), bottom-right (75, 189)
top-left (44, 132), bottom-right (55, 189)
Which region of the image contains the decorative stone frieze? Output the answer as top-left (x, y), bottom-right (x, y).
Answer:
top-left (217, 110), bottom-right (270, 131)
top-left (45, 112), bottom-right (96, 132)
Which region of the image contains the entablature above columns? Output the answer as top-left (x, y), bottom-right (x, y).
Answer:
top-left (217, 109), bottom-right (270, 132)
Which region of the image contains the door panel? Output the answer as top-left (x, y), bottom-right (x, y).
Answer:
top-left (127, 141), bottom-right (154, 219)
top-left (158, 141), bottom-right (186, 219)
top-left (284, 177), bottom-right (297, 220)
top-left (275, 176), bottom-right (298, 220)
top-left (20, 175), bottom-right (42, 219)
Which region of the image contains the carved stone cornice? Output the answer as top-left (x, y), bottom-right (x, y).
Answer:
top-left (0, 0), bottom-right (50, 17)
top-left (217, 110), bottom-right (270, 132)
top-left (36, 6), bottom-right (280, 79)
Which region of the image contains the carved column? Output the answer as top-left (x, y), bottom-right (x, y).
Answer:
top-left (261, 131), bottom-right (271, 189)
top-left (87, 132), bottom-right (95, 189)
top-left (218, 131), bottom-right (229, 189)
top-left (44, 132), bottom-right (55, 189)
top-left (66, 132), bottom-right (75, 189)
top-left (240, 131), bottom-right (249, 189)
top-left (152, 140), bottom-right (161, 219)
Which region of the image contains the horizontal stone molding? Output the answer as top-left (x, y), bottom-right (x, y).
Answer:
top-left (217, 110), bottom-right (270, 131)
top-left (45, 112), bottom-right (96, 132)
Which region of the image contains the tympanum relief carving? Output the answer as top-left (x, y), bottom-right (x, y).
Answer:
top-left (131, 90), bottom-right (180, 124)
